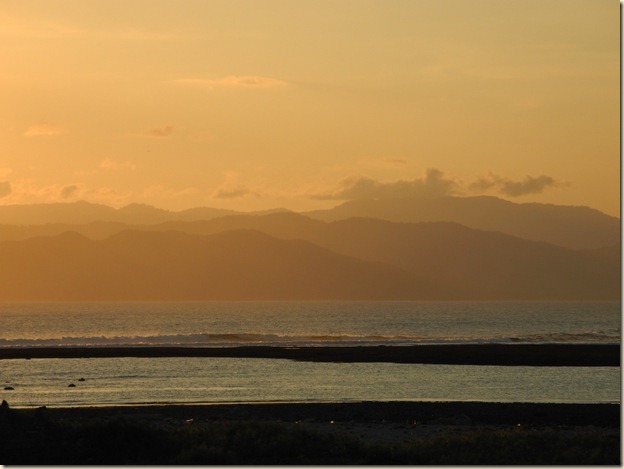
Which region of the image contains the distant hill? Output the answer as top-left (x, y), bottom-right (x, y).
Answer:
top-left (0, 230), bottom-right (426, 301)
top-left (0, 221), bottom-right (130, 242)
top-left (0, 220), bottom-right (617, 300)
top-left (304, 196), bottom-right (620, 250)
top-left (156, 214), bottom-right (621, 300)
top-left (0, 201), bottom-right (240, 225)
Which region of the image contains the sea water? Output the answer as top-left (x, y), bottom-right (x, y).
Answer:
top-left (0, 301), bottom-right (620, 407)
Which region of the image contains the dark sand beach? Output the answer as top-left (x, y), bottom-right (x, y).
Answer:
top-left (0, 343), bottom-right (619, 366)
top-left (0, 400), bottom-right (619, 464)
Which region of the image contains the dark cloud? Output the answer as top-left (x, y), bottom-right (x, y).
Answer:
top-left (0, 181), bottom-right (11, 198)
top-left (313, 168), bottom-right (458, 200)
top-left (60, 184), bottom-right (81, 199)
top-left (468, 175), bottom-right (500, 192)
top-left (469, 173), bottom-right (559, 197)
top-left (312, 169), bottom-right (561, 202)
top-left (500, 175), bottom-right (557, 197)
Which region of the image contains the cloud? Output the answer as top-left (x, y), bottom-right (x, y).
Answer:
top-left (312, 168), bottom-right (458, 200)
top-left (212, 185), bottom-right (252, 200)
top-left (500, 175), bottom-right (558, 197)
top-left (23, 123), bottom-right (64, 137)
top-left (141, 185), bottom-right (200, 200)
top-left (469, 173), bottom-right (560, 197)
top-left (100, 158), bottom-right (136, 171)
top-left (384, 158), bottom-right (408, 165)
top-left (0, 180), bottom-right (130, 206)
top-left (309, 168), bottom-right (562, 202)
top-left (0, 181), bottom-right (11, 198)
top-left (133, 125), bottom-right (174, 138)
top-left (175, 75), bottom-right (288, 90)
top-left (59, 184), bottom-right (83, 200)
top-left (210, 171), bottom-right (259, 200)
top-left (21, 182), bottom-right (85, 201)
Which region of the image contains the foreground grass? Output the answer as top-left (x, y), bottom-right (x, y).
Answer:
top-left (0, 407), bottom-right (619, 465)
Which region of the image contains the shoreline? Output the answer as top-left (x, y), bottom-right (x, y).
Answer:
top-left (0, 343), bottom-right (618, 366)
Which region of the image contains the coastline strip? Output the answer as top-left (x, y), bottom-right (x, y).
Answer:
top-left (0, 343), bottom-right (618, 366)
top-left (11, 401), bottom-right (620, 427)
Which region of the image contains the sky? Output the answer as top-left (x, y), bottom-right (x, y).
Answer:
top-left (0, 0), bottom-right (619, 216)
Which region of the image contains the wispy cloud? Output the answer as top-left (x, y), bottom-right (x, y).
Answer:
top-left (23, 123), bottom-right (65, 137)
top-left (0, 179), bottom-right (134, 207)
top-left (16, 181), bottom-right (86, 202)
top-left (211, 171), bottom-right (258, 200)
top-left (175, 75), bottom-right (289, 90)
top-left (141, 185), bottom-right (200, 200)
top-left (212, 185), bottom-right (252, 200)
top-left (99, 158), bottom-right (136, 171)
top-left (132, 125), bottom-right (174, 138)
top-left (383, 158), bottom-right (408, 165)
top-left (0, 14), bottom-right (181, 41)
top-left (469, 173), bottom-right (561, 197)
top-left (0, 181), bottom-right (11, 198)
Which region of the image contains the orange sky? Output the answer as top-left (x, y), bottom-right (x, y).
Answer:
top-left (0, 0), bottom-right (619, 216)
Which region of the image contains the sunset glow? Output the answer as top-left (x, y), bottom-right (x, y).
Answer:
top-left (0, 3), bottom-right (620, 459)
top-left (0, 0), bottom-right (619, 215)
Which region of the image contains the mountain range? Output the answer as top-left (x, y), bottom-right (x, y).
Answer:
top-left (0, 196), bottom-right (619, 300)
top-left (305, 196), bottom-right (620, 250)
top-left (0, 196), bottom-right (617, 249)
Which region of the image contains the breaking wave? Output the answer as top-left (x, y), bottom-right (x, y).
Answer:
top-left (0, 328), bottom-right (619, 348)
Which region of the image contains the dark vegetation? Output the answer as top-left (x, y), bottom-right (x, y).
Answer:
top-left (0, 402), bottom-right (619, 465)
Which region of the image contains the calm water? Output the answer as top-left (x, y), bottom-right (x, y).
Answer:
top-left (0, 301), bottom-right (620, 407)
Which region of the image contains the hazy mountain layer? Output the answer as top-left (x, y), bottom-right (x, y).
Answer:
top-left (0, 196), bottom-right (618, 250)
top-left (0, 201), bottom-right (239, 225)
top-left (0, 218), bottom-right (618, 300)
top-left (305, 196), bottom-right (620, 250)
top-left (0, 230), bottom-right (429, 301)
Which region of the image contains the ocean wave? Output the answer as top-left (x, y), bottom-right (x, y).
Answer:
top-left (0, 329), bottom-right (619, 348)
top-left (509, 329), bottom-right (621, 344)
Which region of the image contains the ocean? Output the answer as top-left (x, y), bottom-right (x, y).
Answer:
top-left (0, 301), bottom-right (620, 407)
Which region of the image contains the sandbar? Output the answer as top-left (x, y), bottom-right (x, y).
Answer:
top-left (0, 343), bottom-right (618, 366)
